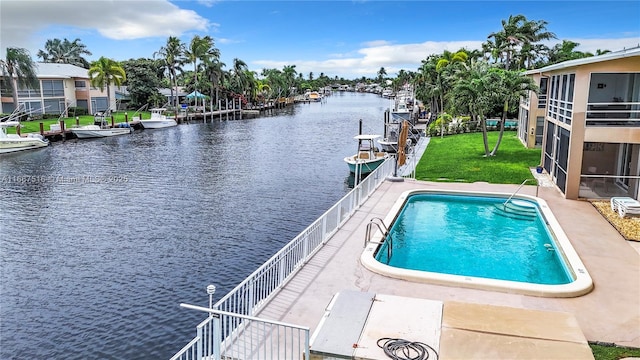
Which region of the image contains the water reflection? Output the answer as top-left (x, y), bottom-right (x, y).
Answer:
top-left (0, 92), bottom-right (391, 359)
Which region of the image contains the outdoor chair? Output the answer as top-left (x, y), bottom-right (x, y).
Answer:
top-left (611, 197), bottom-right (640, 218)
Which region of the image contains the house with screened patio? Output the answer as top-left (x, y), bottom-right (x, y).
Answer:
top-left (0, 62), bottom-right (115, 116)
top-left (517, 46), bottom-right (640, 200)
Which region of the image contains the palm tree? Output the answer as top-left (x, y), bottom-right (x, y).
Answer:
top-left (546, 40), bottom-right (592, 65)
top-left (203, 58), bottom-right (226, 107)
top-left (489, 68), bottom-right (538, 155)
top-left (1, 47), bottom-right (39, 111)
top-left (37, 38), bottom-right (92, 68)
top-left (487, 14), bottom-right (530, 70)
top-left (282, 65), bottom-right (297, 96)
top-left (230, 58), bottom-right (249, 97)
top-left (377, 67), bottom-right (387, 84)
top-left (184, 35), bottom-right (219, 107)
top-left (88, 57), bottom-right (126, 112)
top-left (154, 36), bottom-right (185, 109)
top-left (435, 50), bottom-right (468, 137)
top-left (451, 61), bottom-right (500, 156)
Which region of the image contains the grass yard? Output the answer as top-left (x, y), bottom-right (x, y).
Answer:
top-left (5, 111), bottom-right (151, 134)
top-left (590, 343), bottom-right (640, 360)
top-left (415, 132), bottom-right (542, 184)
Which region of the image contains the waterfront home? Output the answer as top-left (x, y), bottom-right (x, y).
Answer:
top-left (517, 46), bottom-right (640, 200)
top-left (0, 62), bottom-right (116, 116)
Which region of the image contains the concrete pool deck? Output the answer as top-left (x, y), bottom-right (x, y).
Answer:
top-left (256, 178), bottom-right (640, 357)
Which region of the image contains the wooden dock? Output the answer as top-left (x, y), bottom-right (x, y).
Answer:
top-left (33, 100), bottom-right (291, 142)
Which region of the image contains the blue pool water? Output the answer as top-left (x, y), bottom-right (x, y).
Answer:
top-left (374, 193), bottom-right (573, 285)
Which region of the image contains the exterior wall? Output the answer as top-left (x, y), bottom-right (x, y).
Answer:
top-left (523, 53), bottom-right (640, 199)
top-left (518, 73), bottom-right (547, 150)
top-left (563, 57), bottom-right (640, 199)
top-left (0, 64), bottom-right (115, 115)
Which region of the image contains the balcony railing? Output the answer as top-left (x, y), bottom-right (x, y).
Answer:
top-left (586, 102), bottom-right (640, 127)
top-left (171, 158), bottom-right (395, 360)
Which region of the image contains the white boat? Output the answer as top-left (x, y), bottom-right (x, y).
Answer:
top-left (70, 111), bottom-right (132, 139)
top-left (70, 124), bottom-right (132, 139)
top-left (306, 91), bottom-right (322, 102)
top-left (138, 108), bottom-right (177, 129)
top-left (391, 99), bottom-right (411, 122)
top-left (0, 121), bottom-right (49, 154)
top-left (344, 134), bottom-right (388, 175)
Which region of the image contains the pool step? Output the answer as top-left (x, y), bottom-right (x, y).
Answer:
top-left (494, 200), bottom-right (538, 220)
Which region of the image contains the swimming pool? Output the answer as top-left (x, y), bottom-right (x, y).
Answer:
top-left (360, 189), bottom-right (593, 297)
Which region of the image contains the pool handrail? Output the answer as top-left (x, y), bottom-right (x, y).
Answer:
top-left (503, 178), bottom-right (538, 209)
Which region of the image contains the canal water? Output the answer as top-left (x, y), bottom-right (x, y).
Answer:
top-left (0, 92), bottom-right (391, 359)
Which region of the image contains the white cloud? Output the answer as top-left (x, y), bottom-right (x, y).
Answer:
top-left (567, 38), bottom-right (640, 53)
top-left (1, 0), bottom-right (210, 54)
top-left (253, 40), bottom-right (484, 78)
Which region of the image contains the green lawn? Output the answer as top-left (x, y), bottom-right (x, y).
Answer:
top-left (5, 111), bottom-right (151, 134)
top-left (415, 132), bottom-right (542, 184)
top-left (590, 343), bottom-right (640, 360)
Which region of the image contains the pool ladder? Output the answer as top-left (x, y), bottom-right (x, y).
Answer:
top-left (365, 217), bottom-right (393, 261)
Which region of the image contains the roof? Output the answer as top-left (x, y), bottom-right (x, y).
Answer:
top-left (524, 46), bottom-right (640, 75)
top-left (158, 87), bottom-right (188, 96)
top-left (34, 62), bottom-right (89, 79)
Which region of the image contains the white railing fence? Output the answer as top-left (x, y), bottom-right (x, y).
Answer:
top-left (171, 305), bottom-right (310, 360)
top-left (171, 158), bottom-right (395, 360)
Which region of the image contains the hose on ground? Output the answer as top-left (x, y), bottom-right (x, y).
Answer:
top-left (377, 337), bottom-right (439, 360)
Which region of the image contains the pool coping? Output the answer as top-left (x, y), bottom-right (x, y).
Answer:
top-left (255, 179), bottom-right (639, 349)
top-left (360, 188), bottom-right (594, 298)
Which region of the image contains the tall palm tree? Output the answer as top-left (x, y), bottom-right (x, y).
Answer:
top-left (37, 38), bottom-right (92, 68)
top-left (230, 58), bottom-right (249, 97)
top-left (282, 65), bottom-right (297, 96)
top-left (487, 14), bottom-right (529, 70)
top-left (415, 55), bottom-right (439, 116)
top-left (88, 57), bottom-right (126, 112)
top-left (184, 35), bottom-right (219, 107)
top-left (154, 36), bottom-right (185, 109)
top-left (451, 61), bottom-right (500, 156)
top-left (489, 68), bottom-right (538, 155)
top-left (377, 67), bottom-right (387, 84)
top-left (1, 47), bottom-right (39, 111)
top-left (435, 50), bottom-right (468, 137)
top-left (203, 58), bottom-right (226, 107)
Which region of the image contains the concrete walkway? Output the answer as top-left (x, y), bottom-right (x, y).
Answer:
top-left (256, 179), bottom-right (640, 357)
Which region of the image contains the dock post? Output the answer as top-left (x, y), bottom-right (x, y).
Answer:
top-left (125, 112), bottom-right (128, 123)
top-left (16, 124), bottom-right (21, 136)
top-left (39, 122), bottom-right (44, 136)
top-left (60, 120), bottom-right (66, 140)
top-left (76, 116), bottom-right (80, 126)
top-left (111, 116), bottom-right (115, 128)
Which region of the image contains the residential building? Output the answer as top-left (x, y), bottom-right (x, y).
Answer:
top-left (0, 62), bottom-right (115, 116)
top-left (518, 47), bottom-right (640, 200)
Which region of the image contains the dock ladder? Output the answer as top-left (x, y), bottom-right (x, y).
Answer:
top-left (365, 217), bottom-right (393, 261)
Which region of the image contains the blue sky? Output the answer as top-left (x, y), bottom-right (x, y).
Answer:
top-left (2, 0), bottom-right (639, 79)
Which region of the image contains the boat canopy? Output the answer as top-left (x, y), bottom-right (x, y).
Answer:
top-left (353, 134), bottom-right (381, 140)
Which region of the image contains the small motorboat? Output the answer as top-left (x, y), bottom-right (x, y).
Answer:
top-left (344, 134), bottom-right (388, 175)
top-left (0, 121), bottom-right (49, 154)
top-left (138, 108), bottom-right (177, 129)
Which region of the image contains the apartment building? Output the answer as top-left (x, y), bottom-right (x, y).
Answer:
top-left (518, 47), bottom-right (640, 200)
top-left (0, 62), bottom-right (115, 116)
